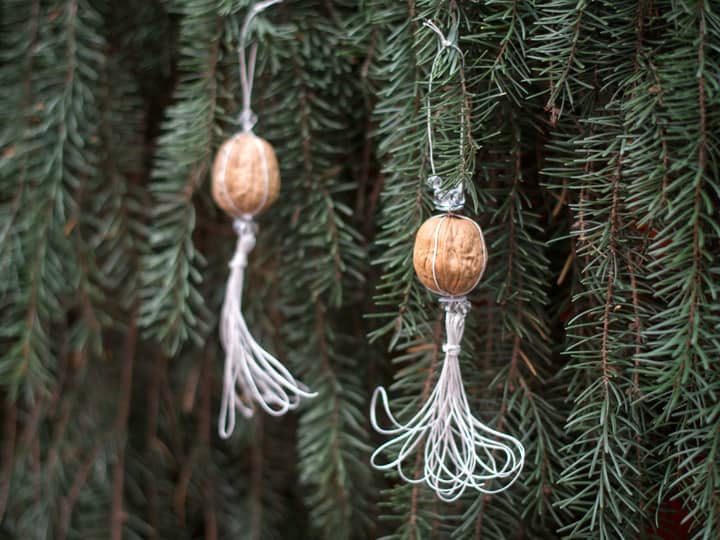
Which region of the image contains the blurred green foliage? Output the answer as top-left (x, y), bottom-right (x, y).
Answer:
top-left (0, 1), bottom-right (718, 539)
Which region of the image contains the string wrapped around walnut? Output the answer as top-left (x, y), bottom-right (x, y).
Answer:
top-left (212, 133), bottom-right (280, 217)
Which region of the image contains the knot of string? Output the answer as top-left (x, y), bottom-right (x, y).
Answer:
top-left (441, 297), bottom-right (470, 358)
top-left (422, 19), bottom-right (465, 178)
top-left (238, 0), bottom-right (283, 133)
top-left (230, 217), bottom-right (257, 269)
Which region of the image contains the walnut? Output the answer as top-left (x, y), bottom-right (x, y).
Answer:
top-left (413, 214), bottom-right (487, 296)
top-left (212, 133), bottom-right (280, 217)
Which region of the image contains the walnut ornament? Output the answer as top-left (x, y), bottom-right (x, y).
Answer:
top-left (413, 214), bottom-right (487, 296)
top-left (212, 133), bottom-right (280, 218)
top-left (369, 19), bottom-right (524, 504)
top-left (213, 0), bottom-right (315, 441)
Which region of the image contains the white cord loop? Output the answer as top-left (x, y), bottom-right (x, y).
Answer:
top-left (422, 19), bottom-right (465, 180)
top-left (238, 0), bottom-right (283, 133)
top-left (219, 217), bottom-right (317, 439)
top-left (370, 297), bottom-right (525, 501)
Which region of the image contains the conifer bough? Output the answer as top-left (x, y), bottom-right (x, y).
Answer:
top-left (1, 0), bottom-right (718, 538)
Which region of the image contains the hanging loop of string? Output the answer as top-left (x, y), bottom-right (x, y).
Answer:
top-left (422, 19), bottom-right (466, 181)
top-left (238, 0), bottom-right (283, 133)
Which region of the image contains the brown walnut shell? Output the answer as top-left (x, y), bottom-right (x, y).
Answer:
top-left (212, 133), bottom-right (280, 217)
top-left (413, 214), bottom-right (487, 296)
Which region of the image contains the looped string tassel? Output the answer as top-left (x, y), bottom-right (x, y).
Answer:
top-left (370, 296), bottom-right (525, 502)
top-left (218, 217), bottom-right (317, 439)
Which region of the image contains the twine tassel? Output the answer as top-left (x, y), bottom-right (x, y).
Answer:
top-left (219, 218), bottom-right (316, 439)
top-left (370, 297), bottom-right (524, 501)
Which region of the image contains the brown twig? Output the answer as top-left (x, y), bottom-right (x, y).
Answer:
top-left (56, 440), bottom-right (105, 540)
top-left (408, 319), bottom-right (442, 540)
top-left (176, 344), bottom-right (215, 526)
top-left (250, 415), bottom-right (264, 540)
top-left (18, 397), bottom-right (44, 454)
top-left (110, 305), bottom-right (139, 540)
top-left (314, 302), bottom-right (349, 509)
top-left (175, 443), bottom-right (202, 526)
top-left (545, 6), bottom-right (585, 118)
top-left (0, 400), bottom-right (17, 521)
top-left (686, 5), bottom-right (707, 359)
top-left (145, 355), bottom-right (162, 540)
top-left (199, 346), bottom-right (217, 540)
top-left (600, 160), bottom-right (622, 391)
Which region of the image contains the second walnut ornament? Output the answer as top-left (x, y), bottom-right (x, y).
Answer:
top-left (368, 20), bottom-right (524, 502)
top-left (212, 0), bottom-right (315, 439)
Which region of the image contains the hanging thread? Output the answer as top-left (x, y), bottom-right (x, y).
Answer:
top-left (238, 0), bottom-right (283, 133)
top-left (422, 19), bottom-right (465, 179)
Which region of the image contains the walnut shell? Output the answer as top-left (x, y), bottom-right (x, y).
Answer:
top-left (413, 214), bottom-right (487, 296)
top-left (212, 133), bottom-right (280, 217)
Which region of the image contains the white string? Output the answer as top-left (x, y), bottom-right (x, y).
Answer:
top-left (250, 135), bottom-right (271, 215)
top-left (423, 19), bottom-right (465, 177)
top-left (218, 218), bottom-right (317, 439)
top-left (238, 0), bottom-right (283, 133)
top-left (430, 215), bottom-right (449, 295)
top-left (370, 298), bottom-right (524, 502)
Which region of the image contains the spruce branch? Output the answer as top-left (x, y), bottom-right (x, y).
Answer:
top-left (139, 0), bottom-right (224, 354)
